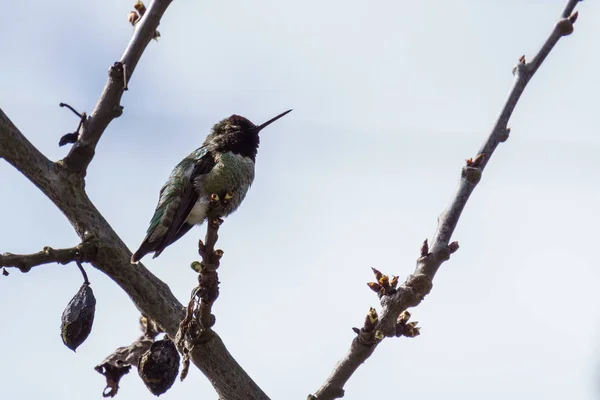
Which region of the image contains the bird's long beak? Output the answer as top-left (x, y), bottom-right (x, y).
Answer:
top-left (255, 109), bottom-right (293, 132)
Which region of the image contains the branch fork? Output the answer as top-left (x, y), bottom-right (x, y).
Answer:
top-left (1, 0), bottom-right (269, 397)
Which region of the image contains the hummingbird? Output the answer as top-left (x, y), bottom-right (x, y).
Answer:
top-left (131, 109), bottom-right (292, 263)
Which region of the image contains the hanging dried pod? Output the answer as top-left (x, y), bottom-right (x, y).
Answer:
top-left (138, 337), bottom-right (180, 396)
top-left (60, 283), bottom-right (96, 351)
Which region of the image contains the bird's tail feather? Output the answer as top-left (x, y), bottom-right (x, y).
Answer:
top-left (131, 240), bottom-right (154, 263)
top-left (130, 223), bottom-right (194, 264)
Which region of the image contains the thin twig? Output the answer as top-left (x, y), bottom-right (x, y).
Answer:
top-left (561, 0), bottom-right (580, 19)
top-left (59, 102), bottom-right (83, 118)
top-left (61, 0), bottom-right (173, 174)
top-left (59, 102), bottom-right (87, 147)
top-left (311, 2), bottom-right (583, 399)
top-left (177, 218), bottom-right (223, 381)
top-left (176, 287), bottom-right (199, 381)
top-left (196, 218), bottom-right (222, 329)
top-left (76, 259), bottom-right (90, 285)
top-left (0, 241), bottom-right (97, 273)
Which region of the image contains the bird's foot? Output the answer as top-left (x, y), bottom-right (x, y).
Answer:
top-left (222, 191), bottom-right (234, 205)
top-left (210, 217), bottom-right (224, 227)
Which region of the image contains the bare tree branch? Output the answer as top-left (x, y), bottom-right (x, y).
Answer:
top-left (0, 111), bottom-right (62, 192)
top-left (0, 0), bottom-right (269, 395)
top-left (2, 0), bottom-right (584, 399)
top-left (0, 239), bottom-right (97, 273)
top-left (311, 1), bottom-right (583, 399)
top-left (0, 110), bottom-right (270, 399)
top-left (60, 0), bottom-right (173, 175)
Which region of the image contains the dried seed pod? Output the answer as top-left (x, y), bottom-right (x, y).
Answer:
top-left (138, 338), bottom-right (180, 396)
top-left (60, 283), bottom-right (96, 351)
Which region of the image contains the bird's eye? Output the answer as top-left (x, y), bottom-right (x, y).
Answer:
top-left (229, 125), bottom-right (240, 131)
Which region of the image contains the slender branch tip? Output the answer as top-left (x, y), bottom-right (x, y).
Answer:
top-left (59, 103), bottom-right (83, 118)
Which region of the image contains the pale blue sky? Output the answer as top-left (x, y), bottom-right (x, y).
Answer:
top-left (1, 0), bottom-right (599, 399)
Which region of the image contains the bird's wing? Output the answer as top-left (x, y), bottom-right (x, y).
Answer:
top-left (131, 148), bottom-right (216, 262)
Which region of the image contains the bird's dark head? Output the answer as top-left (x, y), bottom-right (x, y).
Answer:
top-left (211, 115), bottom-right (257, 139)
top-left (207, 110), bottom-right (292, 161)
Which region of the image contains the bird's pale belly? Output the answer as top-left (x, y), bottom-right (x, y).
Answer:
top-left (188, 152), bottom-right (255, 224)
top-left (186, 201), bottom-right (209, 225)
